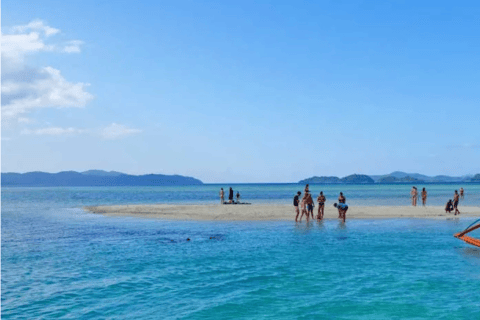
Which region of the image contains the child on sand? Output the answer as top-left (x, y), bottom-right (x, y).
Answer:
top-left (445, 199), bottom-right (454, 213)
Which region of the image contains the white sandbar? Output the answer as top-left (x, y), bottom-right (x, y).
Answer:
top-left (83, 204), bottom-right (480, 221)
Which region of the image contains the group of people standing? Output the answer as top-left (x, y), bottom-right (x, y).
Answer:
top-left (411, 186), bottom-right (465, 215)
top-left (293, 184), bottom-right (348, 223)
top-left (219, 187), bottom-right (240, 204)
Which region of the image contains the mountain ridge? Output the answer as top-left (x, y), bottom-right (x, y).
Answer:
top-left (300, 171), bottom-right (478, 184)
top-left (1, 170), bottom-right (203, 186)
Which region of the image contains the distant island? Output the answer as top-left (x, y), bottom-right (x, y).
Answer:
top-left (300, 171), bottom-right (479, 184)
top-left (1, 170), bottom-right (203, 187)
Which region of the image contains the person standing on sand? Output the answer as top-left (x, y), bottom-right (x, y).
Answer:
top-left (338, 192), bottom-right (346, 218)
top-left (460, 188), bottom-right (464, 199)
top-left (229, 187), bottom-right (234, 203)
top-left (219, 188), bottom-right (225, 204)
top-left (334, 203), bottom-right (348, 223)
top-left (421, 188), bottom-right (427, 206)
top-left (294, 191), bottom-right (301, 222)
top-left (317, 191), bottom-right (326, 220)
top-left (236, 191), bottom-right (240, 203)
top-left (410, 187), bottom-right (418, 206)
top-left (453, 190), bottom-right (461, 215)
top-left (299, 196), bottom-right (308, 222)
top-left (306, 193), bottom-right (314, 220)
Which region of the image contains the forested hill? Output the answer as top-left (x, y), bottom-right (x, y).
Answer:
top-left (300, 172), bottom-right (479, 184)
top-left (1, 171), bottom-right (203, 186)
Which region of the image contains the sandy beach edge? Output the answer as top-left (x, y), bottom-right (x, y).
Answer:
top-left (83, 204), bottom-right (480, 221)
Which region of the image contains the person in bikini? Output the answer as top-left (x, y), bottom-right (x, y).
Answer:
top-left (453, 190), bottom-right (460, 215)
top-left (410, 187), bottom-right (418, 206)
top-left (317, 191), bottom-right (326, 220)
top-left (460, 188), bottom-right (464, 200)
top-left (294, 191), bottom-right (301, 222)
top-left (421, 188), bottom-right (427, 206)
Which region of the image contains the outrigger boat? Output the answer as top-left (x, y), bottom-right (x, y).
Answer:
top-left (454, 219), bottom-right (480, 248)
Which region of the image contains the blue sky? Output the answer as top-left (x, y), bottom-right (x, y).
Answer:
top-left (2, 0), bottom-right (479, 182)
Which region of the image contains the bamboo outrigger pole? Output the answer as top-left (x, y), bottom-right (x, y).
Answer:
top-left (454, 219), bottom-right (480, 248)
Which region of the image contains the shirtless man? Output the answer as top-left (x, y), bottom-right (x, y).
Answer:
top-left (293, 191), bottom-right (301, 222)
top-left (410, 187), bottom-right (418, 206)
top-left (334, 203), bottom-right (348, 223)
top-left (453, 190), bottom-right (460, 215)
top-left (219, 188), bottom-right (225, 204)
top-left (421, 188), bottom-right (427, 206)
top-left (460, 188), bottom-right (464, 200)
top-left (306, 193), bottom-right (314, 220)
top-left (317, 191), bottom-right (326, 220)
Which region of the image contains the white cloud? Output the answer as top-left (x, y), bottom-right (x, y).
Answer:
top-left (17, 117), bottom-right (35, 124)
top-left (1, 20), bottom-right (93, 122)
top-left (2, 32), bottom-right (54, 67)
top-left (11, 19), bottom-right (60, 37)
top-left (2, 66), bottom-right (94, 119)
top-left (63, 40), bottom-right (84, 53)
top-left (102, 123), bottom-right (142, 140)
top-left (21, 127), bottom-right (83, 136)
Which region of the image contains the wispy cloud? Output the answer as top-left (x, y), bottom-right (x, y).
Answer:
top-left (11, 19), bottom-right (60, 37)
top-left (101, 123), bottom-right (142, 140)
top-left (63, 40), bottom-right (84, 53)
top-left (450, 143), bottom-right (480, 149)
top-left (21, 127), bottom-right (85, 136)
top-left (18, 123), bottom-right (141, 140)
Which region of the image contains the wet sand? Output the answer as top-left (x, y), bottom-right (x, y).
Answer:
top-left (83, 204), bottom-right (480, 221)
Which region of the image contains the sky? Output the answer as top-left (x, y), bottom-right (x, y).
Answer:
top-left (2, 0), bottom-right (480, 183)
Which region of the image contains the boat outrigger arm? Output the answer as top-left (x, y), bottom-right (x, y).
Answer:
top-left (454, 219), bottom-right (480, 248)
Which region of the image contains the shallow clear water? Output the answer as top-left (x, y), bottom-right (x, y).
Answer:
top-left (3, 183), bottom-right (480, 206)
top-left (2, 186), bottom-right (480, 319)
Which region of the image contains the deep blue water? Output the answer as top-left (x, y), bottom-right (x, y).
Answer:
top-left (2, 186), bottom-right (480, 319)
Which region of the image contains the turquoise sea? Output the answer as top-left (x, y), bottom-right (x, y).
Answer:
top-left (2, 184), bottom-right (480, 319)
